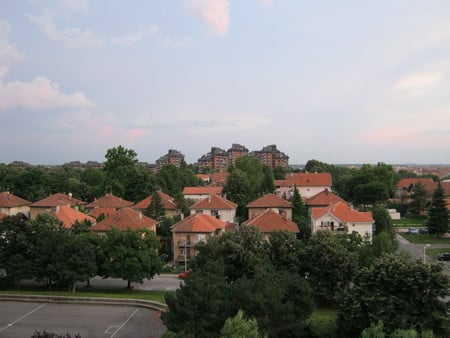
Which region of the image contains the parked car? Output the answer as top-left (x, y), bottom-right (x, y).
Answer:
top-left (178, 270), bottom-right (191, 279)
top-left (418, 228), bottom-right (429, 234)
top-left (408, 227), bottom-right (419, 235)
top-left (437, 253), bottom-right (450, 261)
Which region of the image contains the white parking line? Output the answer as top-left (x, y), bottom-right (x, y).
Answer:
top-left (107, 308), bottom-right (139, 338)
top-left (0, 303), bottom-right (47, 333)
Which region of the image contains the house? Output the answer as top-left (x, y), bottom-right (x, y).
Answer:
top-left (422, 181), bottom-right (450, 198)
top-left (190, 194), bottom-right (237, 223)
top-left (89, 207), bottom-right (158, 234)
top-left (89, 207), bottom-right (116, 220)
top-left (310, 202), bottom-right (374, 240)
top-left (305, 189), bottom-right (347, 210)
top-left (84, 193), bottom-right (134, 210)
top-left (246, 193), bottom-right (292, 220)
top-left (51, 205), bottom-right (96, 229)
top-left (134, 191), bottom-right (179, 218)
top-left (243, 209), bottom-right (299, 240)
top-left (182, 186), bottom-right (223, 202)
top-left (395, 178), bottom-right (434, 202)
top-left (171, 214), bottom-right (226, 265)
top-left (0, 191), bottom-right (32, 218)
top-left (29, 193), bottom-right (86, 220)
top-left (279, 172), bottom-right (332, 199)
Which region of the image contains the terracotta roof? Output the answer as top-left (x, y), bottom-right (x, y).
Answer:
top-left (208, 172), bottom-right (229, 185)
top-left (397, 178), bottom-right (434, 189)
top-left (422, 182), bottom-right (450, 196)
top-left (305, 189), bottom-right (348, 207)
top-left (133, 191), bottom-right (177, 210)
top-left (190, 194), bottom-right (237, 210)
top-left (89, 207), bottom-right (116, 219)
top-left (171, 214), bottom-right (226, 233)
top-left (247, 193), bottom-right (292, 208)
top-left (446, 198), bottom-right (450, 211)
top-left (30, 193), bottom-right (85, 207)
top-left (244, 209), bottom-right (299, 233)
top-left (274, 179), bottom-right (294, 187)
top-left (52, 205), bottom-right (96, 229)
top-left (89, 208), bottom-right (158, 232)
top-left (196, 174), bottom-right (210, 181)
top-left (85, 194), bottom-right (134, 209)
top-left (285, 173), bottom-right (332, 187)
top-left (0, 191), bottom-right (31, 207)
top-left (182, 186), bottom-right (223, 195)
top-left (311, 202), bottom-right (374, 223)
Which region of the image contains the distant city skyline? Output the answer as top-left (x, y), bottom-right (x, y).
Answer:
top-left (1, 1), bottom-right (450, 165)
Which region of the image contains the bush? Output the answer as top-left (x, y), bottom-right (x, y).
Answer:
top-left (31, 331), bottom-right (81, 338)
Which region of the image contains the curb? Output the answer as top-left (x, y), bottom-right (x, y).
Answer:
top-left (0, 294), bottom-right (167, 312)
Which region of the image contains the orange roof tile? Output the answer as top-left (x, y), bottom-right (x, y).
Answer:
top-left (422, 182), bottom-right (450, 196)
top-left (190, 194), bottom-right (237, 210)
top-left (89, 208), bottom-right (158, 232)
top-left (244, 209), bottom-right (299, 233)
top-left (305, 189), bottom-right (348, 207)
top-left (208, 172), bottom-right (229, 185)
top-left (274, 179), bottom-right (294, 187)
top-left (171, 214), bottom-right (226, 233)
top-left (285, 173), bottom-right (332, 187)
top-left (397, 178), bottom-right (434, 189)
top-left (52, 205), bottom-right (96, 229)
top-left (31, 193), bottom-right (85, 207)
top-left (311, 202), bottom-right (374, 223)
top-left (89, 207), bottom-right (116, 219)
top-left (85, 194), bottom-right (134, 209)
top-left (0, 191), bottom-right (31, 207)
top-left (133, 191), bottom-right (177, 210)
top-left (247, 193), bottom-right (292, 208)
top-left (182, 186), bottom-right (223, 195)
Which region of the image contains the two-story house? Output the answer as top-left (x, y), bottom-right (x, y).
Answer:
top-left (244, 209), bottom-right (299, 240)
top-left (276, 172), bottom-right (332, 200)
top-left (182, 186), bottom-right (223, 202)
top-left (247, 193), bottom-right (292, 220)
top-left (0, 191), bottom-right (32, 219)
top-left (134, 191), bottom-right (179, 218)
top-left (89, 207), bottom-right (158, 234)
top-left (190, 194), bottom-right (237, 223)
top-left (52, 205), bottom-right (96, 229)
top-left (30, 193), bottom-right (85, 220)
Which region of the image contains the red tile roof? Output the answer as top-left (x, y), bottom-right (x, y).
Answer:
top-left (247, 193), bottom-right (292, 208)
top-left (85, 194), bottom-right (134, 209)
top-left (397, 178), bottom-right (434, 189)
top-left (285, 173), bottom-right (332, 187)
top-left (171, 214), bottom-right (226, 233)
top-left (133, 191), bottom-right (177, 210)
top-left (446, 198), bottom-right (450, 210)
top-left (182, 186), bottom-right (223, 195)
top-left (89, 208), bottom-right (158, 232)
top-left (305, 189), bottom-right (348, 207)
top-left (422, 182), bottom-right (450, 196)
top-left (0, 191), bottom-right (31, 207)
top-left (89, 207), bottom-right (116, 219)
top-left (190, 194), bottom-right (237, 210)
top-left (52, 205), bottom-right (96, 229)
top-left (244, 209), bottom-right (299, 233)
top-left (30, 193), bottom-right (85, 207)
top-left (274, 179), bottom-right (294, 187)
top-left (208, 172), bottom-right (229, 185)
top-left (311, 202), bottom-right (374, 223)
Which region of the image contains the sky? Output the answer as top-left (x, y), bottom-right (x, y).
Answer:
top-left (1, 1), bottom-right (450, 165)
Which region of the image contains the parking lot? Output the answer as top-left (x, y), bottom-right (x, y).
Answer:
top-left (0, 301), bottom-right (165, 338)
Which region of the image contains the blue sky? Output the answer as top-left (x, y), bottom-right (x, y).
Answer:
top-left (1, 1), bottom-right (450, 165)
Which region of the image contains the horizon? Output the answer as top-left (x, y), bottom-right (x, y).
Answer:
top-left (1, 1), bottom-right (450, 165)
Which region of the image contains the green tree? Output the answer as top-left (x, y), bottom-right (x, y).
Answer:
top-left (144, 191), bottom-right (165, 221)
top-left (223, 169), bottom-right (253, 220)
top-left (234, 155), bottom-right (264, 198)
top-left (265, 230), bottom-right (301, 272)
top-left (426, 182), bottom-right (449, 236)
top-left (336, 255), bottom-right (449, 337)
top-left (220, 310), bottom-right (263, 338)
top-left (409, 182), bottom-right (428, 216)
top-left (361, 321), bottom-right (385, 338)
top-left (272, 166), bottom-right (288, 180)
top-left (261, 165), bottom-right (275, 194)
top-left (103, 145), bottom-right (138, 178)
top-left (291, 186), bottom-right (310, 239)
top-left (101, 228), bottom-right (162, 288)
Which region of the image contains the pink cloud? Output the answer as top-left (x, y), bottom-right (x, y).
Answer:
top-left (184, 0), bottom-right (230, 37)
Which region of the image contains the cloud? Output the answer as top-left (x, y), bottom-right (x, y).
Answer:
top-left (27, 10), bottom-right (104, 48)
top-left (29, 0), bottom-right (89, 12)
top-left (0, 20), bottom-right (25, 77)
top-left (184, 0), bottom-right (230, 37)
top-left (0, 76), bottom-right (94, 112)
top-left (110, 25), bottom-right (160, 46)
top-left (393, 71), bottom-right (445, 98)
top-left (260, 0), bottom-right (273, 6)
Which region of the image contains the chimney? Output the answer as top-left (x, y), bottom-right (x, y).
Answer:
top-left (139, 212), bottom-right (143, 220)
top-left (208, 195), bottom-right (211, 203)
top-left (55, 206), bottom-right (60, 213)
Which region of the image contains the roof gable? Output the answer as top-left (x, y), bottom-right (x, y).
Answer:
top-left (52, 205), bottom-right (96, 228)
top-left (90, 207), bottom-right (158, 232)
top-left (311, 202), bottom-right (374, 223)
top-left (171, 214), bottom-right (226, 233)
top-left (31, 193), bottom-right (85, 207)
top-left (182, 186), bottom-right (223, 195)
top-left (285, 173), bottom-right (332, 187)
top-left (85, 194), bottom-right (134, 209)
top-left (0, 191), bottom-right (31, 208)
top-left (133, 191), bottom-right (176, 210)
top-left (247, 193), bottom-right (292, 208)
top-left (245, 209), bottom-right (299, 233)
top-left (305, 189), bottom-right (347, 207)
top-left (191, 194), bottom-right (237, 210)
top-left (397, 178), bottom-right (434, 189)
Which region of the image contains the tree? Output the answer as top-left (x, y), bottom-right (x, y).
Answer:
top-left (291, 186), bottom-right (310, 239)
top-left (371, 203), bottom-right (397, 254)
top-left (261, 165), bottom-right (275, 194)
top-left (223, 169), bottom-right (253, 220)
top-left (101, 229), bottom-right (162, 288)
top-left (426, 182), bottom-right (449, 236)
top-left (103, 145), bottom-right (138, 178)
top-left (409, 182), bottom-right (427, 216)
top-left (353, 181), bottom-right (389, 207)
top-left (265, 230), bottom-right (302, 272)
top-left (220, 310), bottom-right (263, 338)
top-left (336, 255), bottom-right (449, 337)
top-left (144, 190), bottom-right (165, 221)
top-left (233, 155), bottom-right (265, 198)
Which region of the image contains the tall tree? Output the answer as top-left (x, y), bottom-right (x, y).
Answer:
top-left (427, 182), bottom-right (449, 236)
top-left (233, 155), bottom-right (264, 198)
top-left (409, 182), bottom-right (427, 216)
top-left (291, 185), bottom-right (311, 239)
top-left (103, 145), bottom-right (138, 177)
top-left (261, 165), bottom-right (275, 194)
top-left (223, 169), bottom-right (253, 220)
top-left (144, 190), bottom-right (165, 221)
top-left (220, 310), bottom-right (262, 338)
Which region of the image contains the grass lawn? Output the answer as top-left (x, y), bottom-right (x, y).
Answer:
top-left (400, 233), bottom-right (450, 244)
top-left (393, 217), bottom-right (426, 226)
top-left (0, 288), bottom-right (171, 304)
top-left (427, 248), bottom-right (450, 259)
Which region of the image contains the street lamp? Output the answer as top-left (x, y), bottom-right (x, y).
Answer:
top-left (423, 244), bottom-right (431, 264)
